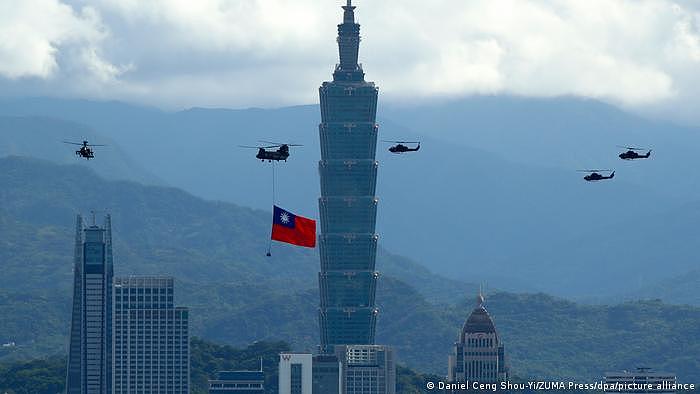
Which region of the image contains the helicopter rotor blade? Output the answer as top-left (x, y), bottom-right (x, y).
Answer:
top-left (616, 145), bottom-right (645, 150)
top-left (239, 145), bottom-right (280, 149)
top-left (62, 141), bottom-right (84, 146)
top-left (258, 140), bottom-right (303, 147)
top-left (381, 140), bottom-right (420, 144)
top-left (577, 169), bottom-right (612, 172)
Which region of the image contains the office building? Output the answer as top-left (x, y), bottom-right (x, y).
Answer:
top-left (312, 354), bottom-right (343, 394)
top-left (318, 0), bottom-right (381, 354)
top-left (335, 345), bottom-right (395, 394)
top-left (448, 293), bottom-right (508, 387)
top-left (113, 276), bottom-right (189, 393)
top-left (66, 214), bottom-right (114, 394)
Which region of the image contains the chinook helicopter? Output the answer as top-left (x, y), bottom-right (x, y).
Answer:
top-left (239, 141), bottom-right (303, 162)
top-left (382, 140), bottom-right (421, 153)
top-left (618, 146), bottom-right (652, 160)
top-left (63, 140), bottom-right (105, 160)
top-left (578, 169), bottom-right (615, 182)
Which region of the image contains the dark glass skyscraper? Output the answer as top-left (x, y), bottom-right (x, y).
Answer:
top-left (318, 0), bottom-right (380, 353)
top-left (67, 214), bottom-right (114, 394)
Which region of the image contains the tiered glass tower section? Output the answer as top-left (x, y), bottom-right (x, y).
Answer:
top-left (318, 0), bottom-right (380, 353)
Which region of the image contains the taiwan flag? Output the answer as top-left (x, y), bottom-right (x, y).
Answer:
top-left (271, 206), bottom-right (316, 248)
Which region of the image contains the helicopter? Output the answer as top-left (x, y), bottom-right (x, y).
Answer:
top-left (63, 140), bottom-right (105, 160)
top-left (382, 140), bottom-right (421, 153)
top-left (618, 146), bottom-right (652, 160)
top-left (239, 141), bottom-right (303, 162)
top-left (578, 169), bottom-right (615, 182)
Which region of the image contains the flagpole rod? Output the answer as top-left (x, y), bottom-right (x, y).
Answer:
top-left (267, 162), bottom-right (276, 257)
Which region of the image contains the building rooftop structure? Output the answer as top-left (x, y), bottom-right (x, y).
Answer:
top-left (209, 369), bottom-right (265, 393)
top-left (449, 292), bottom-right (508, 385)
top-left (460, 293), bottom-right (498, 341)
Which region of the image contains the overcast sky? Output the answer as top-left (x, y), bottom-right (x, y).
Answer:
top-left (0, 0), bottom-right (699, 125)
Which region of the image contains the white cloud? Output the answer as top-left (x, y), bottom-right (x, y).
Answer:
top-left (0, 0), bottom-right (125, 82)
top-left (1, 0), bottom-right (700, 124)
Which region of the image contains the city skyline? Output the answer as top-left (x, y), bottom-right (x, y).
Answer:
top-left (65, 215), bottom-right (192, 393)
top-left (0, 0), bottom-right (698, 392)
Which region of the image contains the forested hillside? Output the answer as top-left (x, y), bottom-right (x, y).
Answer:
top-left (1, 157), bottom-right (698, 382)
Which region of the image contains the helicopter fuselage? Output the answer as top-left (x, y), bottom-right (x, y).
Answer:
top-left (256, 146), bottom-right (290, 162)
top-left (584, 172), bottom-right (615, 181)
top-left (389, 144), bottom-right (420, 153)
top-left (619, 150), bottom-right (651, 160)
top-left (76, 146), bottom-right (94, 160)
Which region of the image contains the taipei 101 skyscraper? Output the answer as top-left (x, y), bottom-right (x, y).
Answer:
top-left (318, 0), bottom-right (380, 353)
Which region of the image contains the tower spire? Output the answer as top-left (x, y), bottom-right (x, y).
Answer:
top-left (342, 0), bottom-right (356, 25)
top-left (335, 0), bottom-right (363, 80)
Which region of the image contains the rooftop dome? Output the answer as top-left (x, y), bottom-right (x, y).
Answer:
top-left (459, 293), bottom-right (498, 342)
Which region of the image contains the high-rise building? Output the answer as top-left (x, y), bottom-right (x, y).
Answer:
top-left (318, 0), bottom-right (381, 354)
top-left (66, 214), bottom-right (113, 394)
top-left (334, 345), bottom-right (395, 394)
top-left (448, 294), bottom-right (508, 388)
top-left (279, 353), bottom-right (313, 394)
top-left (312, 354), bottom-right (343, 394)
top-left (66, 214), bottom-right (114, 394)
top-left (208, 370), bottom-right (265, 393)
top-left (604, 368), bottom-right (677, 394)
top-left (113, 276), bottom-right (189, 393)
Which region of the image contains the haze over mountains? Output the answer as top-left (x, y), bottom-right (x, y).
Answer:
top-left (1, 156), bottom-right (699, 381)
top-left (1, 96), bottom-right (699, 300)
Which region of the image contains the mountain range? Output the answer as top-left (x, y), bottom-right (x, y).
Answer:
top-left (2, 96), bottom-right (700, 299)
top-left (0, 156), bottom-right (699, 382)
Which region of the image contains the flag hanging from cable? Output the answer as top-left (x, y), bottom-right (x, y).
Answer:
top-left (270, 206), bottom-right (316, 248)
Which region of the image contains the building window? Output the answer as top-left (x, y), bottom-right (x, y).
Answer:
top-left (291, 363), bottom-right (303, 394)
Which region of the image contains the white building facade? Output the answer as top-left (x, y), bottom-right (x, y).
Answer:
top-left (279, 353), bottom-right (313, 394)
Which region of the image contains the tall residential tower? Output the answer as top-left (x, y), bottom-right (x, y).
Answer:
top-left (318, 0), bottom-right (380, 354)
top-left (66, 214), bottom-right (114, 394)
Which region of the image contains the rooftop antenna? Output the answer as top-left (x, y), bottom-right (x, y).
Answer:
top-left (477, 284), bottom-right (485, 307)
top-left (90, 210), bottom-right (96, 227)
top-left (260, 357), bottom-right (263, 372)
